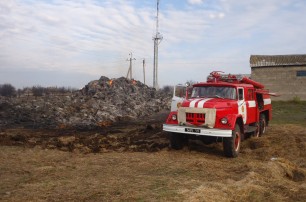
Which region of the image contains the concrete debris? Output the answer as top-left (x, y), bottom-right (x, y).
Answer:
top-left (0, 77), bottom-right (171, 129)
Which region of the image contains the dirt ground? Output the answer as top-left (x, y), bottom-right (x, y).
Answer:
top-left (1, 120), bottom-right (306, 201)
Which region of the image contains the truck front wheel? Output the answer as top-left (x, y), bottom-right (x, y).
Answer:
top-left (223, 124), bottom-right (241, 158)
top-left (169, 133), bottom-right (184, 150)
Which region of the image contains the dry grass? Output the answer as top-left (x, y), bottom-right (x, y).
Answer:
top-left (1, 103), bottom-right (306, 201)
top-left (1, 123), bottom-right (305, 202)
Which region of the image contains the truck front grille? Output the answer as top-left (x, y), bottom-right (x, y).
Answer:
top-left (186, 113), bottom-right (205, 126)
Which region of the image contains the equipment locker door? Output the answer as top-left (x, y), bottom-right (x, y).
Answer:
top-left (237, 87), bottom-right (247, 124)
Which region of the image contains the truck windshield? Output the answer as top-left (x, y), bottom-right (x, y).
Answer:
top-left (191, 86), bottom-right (237, 100)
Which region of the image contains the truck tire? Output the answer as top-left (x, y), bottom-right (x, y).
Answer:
top-left (252, 122), bottom-right (260, 137)
top-left (169, 133), bottom-right (184, 150)
top-left (223, 124), bottom-right (241, 158)
top-left (259, 114), bottom-right (267, 136)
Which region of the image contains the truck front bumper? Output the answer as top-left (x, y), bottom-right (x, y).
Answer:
top-left (163, 124), bottom-right (232, 137)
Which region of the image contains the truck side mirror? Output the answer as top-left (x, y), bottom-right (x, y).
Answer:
top-left (185, 82), bottom-right (191, 99)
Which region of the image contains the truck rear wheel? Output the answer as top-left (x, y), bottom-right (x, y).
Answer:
top-left (223, 124), bottom-right (241, 158)
top-left (259, 114), bottom-right (267, 135)
top-left (169, 133), bottom-right (184, 150)
top-left (252, 122), bottom-right (260, 137)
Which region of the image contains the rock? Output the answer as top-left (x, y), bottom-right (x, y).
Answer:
top-left (0, 76), bottom-right (172, 129)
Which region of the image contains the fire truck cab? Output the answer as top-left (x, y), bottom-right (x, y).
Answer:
top-left (163, 71), bottom-right (272, 157)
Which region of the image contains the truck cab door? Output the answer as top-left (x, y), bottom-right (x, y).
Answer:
top-left (170, 84), bottom-right (186, 111)
top-left (237, 87), bottom-right (247, 124)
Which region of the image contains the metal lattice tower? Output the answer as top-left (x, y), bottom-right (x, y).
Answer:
top-left (153, 0), bottom-right (163, 89)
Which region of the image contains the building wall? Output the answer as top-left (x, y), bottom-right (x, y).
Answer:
top-left (251, 66), bottom-right (306, 101)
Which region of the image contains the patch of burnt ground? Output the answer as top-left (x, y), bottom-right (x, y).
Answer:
top-left (0, 121), bottom-right (170, 153)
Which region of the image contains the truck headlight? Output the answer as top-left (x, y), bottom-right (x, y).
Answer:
top-left (172, 114), bottom-right (177, 121)
top-left (221, 117), bottom-right (228, 125)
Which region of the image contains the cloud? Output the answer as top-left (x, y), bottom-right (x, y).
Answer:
top-left (0, 0), bottom-right (306, 88)
top-left (187, 0), bottom-right (204, 5)
top-left (209, 12), bottom-right (225, 19)
top-left (0, 0), bottom-right (214, 78)
top-left (0, 1), bottom-right (153, 72)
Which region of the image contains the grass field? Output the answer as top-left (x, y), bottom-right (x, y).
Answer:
top-left (271, 101), bottom-right (306, 126)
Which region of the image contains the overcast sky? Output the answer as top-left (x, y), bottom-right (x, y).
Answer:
top-left (1, 0), bottom-right (306, 89)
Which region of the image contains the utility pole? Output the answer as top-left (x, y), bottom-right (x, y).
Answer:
top-left (143, 59), bottom-right (146, 85)
top-left (153, 0), bottom-right (162, 89)
top-left (126, 52), bottom-right (136, 79)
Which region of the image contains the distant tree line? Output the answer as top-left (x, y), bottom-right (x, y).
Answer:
top-left (0, 83), bottom-right (78, 97)
top-left (0, 84), bottom-right (16, 97)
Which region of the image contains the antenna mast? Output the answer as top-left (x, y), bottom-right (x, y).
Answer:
top-left (143, 59), bottom-right (146, 85)
top-left (153, 0), bottom-right (162, 89)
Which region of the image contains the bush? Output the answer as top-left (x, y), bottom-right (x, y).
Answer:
top-left (32, 86), bottom-right (44, 97)
top-left (291, 96), bottom-right (301, 104)
top-left (161, 85), bottom-right (173, 94)
top-left (31, 86), bottom-right (78, 96)
top-left (0, 83), bottom-right (16, 97)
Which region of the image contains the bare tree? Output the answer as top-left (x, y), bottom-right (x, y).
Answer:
top-left (186, 80), bottom-right (197, 85)
top-left (0, 84), bottom-right (16, 97)
top-left (32, 86), bottom-right (44, 97)
top-left (161, 85), bottom-right (173, 94)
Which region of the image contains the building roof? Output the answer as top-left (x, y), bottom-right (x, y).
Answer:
top-left (250, 54), bottom-right (306, 68)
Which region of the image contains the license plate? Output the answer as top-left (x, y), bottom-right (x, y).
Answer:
top-left (185, 128), bottom-right (201, 133)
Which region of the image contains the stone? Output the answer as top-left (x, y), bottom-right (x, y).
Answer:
top-left (0, 76), bottom-right (171, 129)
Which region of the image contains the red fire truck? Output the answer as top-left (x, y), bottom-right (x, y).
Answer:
top-left (163, 71), bottom-right (272, 157)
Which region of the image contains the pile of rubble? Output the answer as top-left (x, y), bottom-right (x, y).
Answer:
top-left (0, 76), bottom-right (171, 129)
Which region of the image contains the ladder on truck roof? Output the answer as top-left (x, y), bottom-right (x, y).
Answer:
top-left (207, 71), bottom-right (264, 89)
